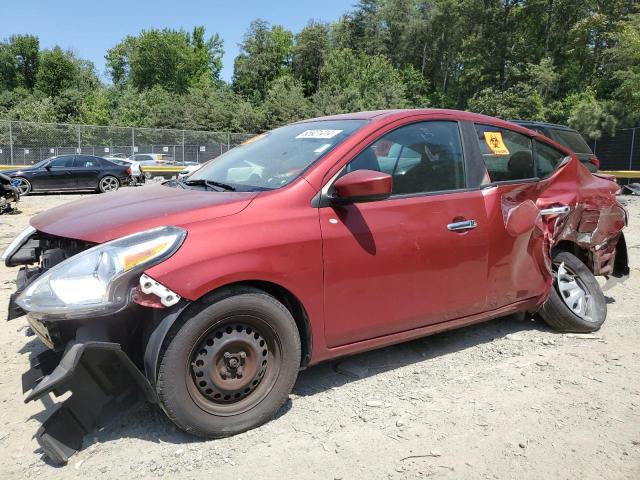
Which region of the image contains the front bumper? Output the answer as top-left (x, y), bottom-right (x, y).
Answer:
top-left (23, 341), bottom-right (156, 465)
top-left (11, 270), bottom-right (187, 465)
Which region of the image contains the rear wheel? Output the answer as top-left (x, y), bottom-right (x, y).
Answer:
top-left (13, 177), bottom-right (31, 195)
top-left (539, 251), bottom-right (606, 332)
top-left (98, 175), bottom-right (119, 193)
top-left (156, 288), bottom-right (301, 437)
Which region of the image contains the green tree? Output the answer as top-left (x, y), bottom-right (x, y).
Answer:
top-left (467, 82), bottom-right (545, 120)
top-left (8, 95), bottom-right (57, 122)
top-left (291, 21), bottom-right (329, 95)
top-left (10, 34), bottom-right (39, 90)
top-left (232, 20), bottom-right (294, 101)
top-left (106, 27), bottom-right (223, 93)
top-left (550, 89), bottom-right (618, 139)
top-left (35, 47), bottom-right (77, 97)
top-left (604, 13), bottom-right (640, 126)
top-left (181, 82), bottom-right (266, 132)
top-left (313, 49), bottom-right (408, 114)
top-left (80, 88), bottom-right (111, 125)
top-left (0, 42), bottom-right (17, 90)
top-left (263, 75), bottom-right (310, 127)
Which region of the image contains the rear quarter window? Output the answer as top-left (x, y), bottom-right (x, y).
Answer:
top-left (534, 140), bottom-right (567, 178)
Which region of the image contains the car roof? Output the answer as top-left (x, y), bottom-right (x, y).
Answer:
top-left (304, 108), bottom-right (540, 137)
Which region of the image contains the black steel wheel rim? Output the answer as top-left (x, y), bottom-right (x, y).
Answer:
top-left (186, 314), bottom-right (282, 417)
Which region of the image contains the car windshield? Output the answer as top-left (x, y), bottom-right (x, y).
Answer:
top-left (187, 119), bottom-right (367, 191)
top-left (550, 129), bottom-right (592, 154)
top-left (31, 158), bottom-right (52, 168)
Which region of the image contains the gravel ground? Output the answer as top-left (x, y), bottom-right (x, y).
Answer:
top-left (0, 191), bottom-right (639, 480)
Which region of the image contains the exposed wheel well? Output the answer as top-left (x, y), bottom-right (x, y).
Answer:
top-left (201, 281), bottom-right (313, 368)
top-left (553, 240), bottom-right (592, 270)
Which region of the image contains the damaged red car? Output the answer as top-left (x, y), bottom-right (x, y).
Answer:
top-left (3, 109), bottom-right (629, 464)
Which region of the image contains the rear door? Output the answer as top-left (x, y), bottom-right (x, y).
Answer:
top-left (73, 155), bottom-right (102, 188)
top-left (472, 124), bottom-right (551, 309)
top-left (320, 120), bottom-right (490, 347)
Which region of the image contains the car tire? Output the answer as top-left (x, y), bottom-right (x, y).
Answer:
top-left (539, 251), bottom-right (606, 333)
top-left (98, 175), bottom-right (120, 193)
top-left (156, 286), bottom-right (301, 438)
top-left (13, 177), bottom-right (31, 196)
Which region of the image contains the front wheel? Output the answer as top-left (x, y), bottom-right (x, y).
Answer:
top-left (539, 251), bottom-right (607, 332)
top-left (13, 177), bottom-right (31, 195)
top-left (98, 175), bottom-right (120, 193)
top-left (156, 288), bottom-right (301, 437)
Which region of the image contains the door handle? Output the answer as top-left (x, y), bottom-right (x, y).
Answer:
top-left (540, 205), bottom-right (570, 216)
top-left (447, 219), bottom-right (478, 232)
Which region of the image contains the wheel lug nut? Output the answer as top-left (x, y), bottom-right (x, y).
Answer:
top-left (239, 352), bottom-right (246, 359)
top-left (224, 352), bottom-right (232, 359)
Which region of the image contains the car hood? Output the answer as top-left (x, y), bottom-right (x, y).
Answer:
top-left (31, 183), bottom-right (259, 243)
top-left (1, 168), bottom-right (34, 176)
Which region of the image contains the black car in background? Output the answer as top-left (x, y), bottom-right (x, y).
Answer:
top-left (3, 155), bottom-right (131, 195)
top-left (511, 120), bottom-right (600, 172)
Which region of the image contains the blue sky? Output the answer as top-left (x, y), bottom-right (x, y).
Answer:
top-left (1, 0), bottom-right (354, 82)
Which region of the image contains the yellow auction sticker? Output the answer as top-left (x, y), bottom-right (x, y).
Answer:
top-left (484, 132), bottom-right (510, 156)
top-left (242, 133), bottom-right (268, 145)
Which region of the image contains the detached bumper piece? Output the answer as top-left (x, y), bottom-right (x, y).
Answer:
top-left (23, 342), bottom-right (155, 466)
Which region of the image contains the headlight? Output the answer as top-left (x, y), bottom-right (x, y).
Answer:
top-left (17, 226), bottom-right (186, 319)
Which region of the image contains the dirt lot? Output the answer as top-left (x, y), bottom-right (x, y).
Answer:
top-left (0, 191), bottom-right (639, 479)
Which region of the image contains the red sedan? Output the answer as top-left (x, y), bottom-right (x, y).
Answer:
top-left (3, 109), bottom-right (629, 464)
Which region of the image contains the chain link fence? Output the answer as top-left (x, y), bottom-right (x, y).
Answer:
top-left (0, 120), bottom-right (255, 165)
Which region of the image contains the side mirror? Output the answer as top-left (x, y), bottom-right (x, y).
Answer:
top-left (44, 163), bottom-right (51, 170)
top-left (332, 169), bottom-right (392, 203)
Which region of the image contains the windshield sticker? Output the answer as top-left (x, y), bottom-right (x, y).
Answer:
top-left (242, 133), bottom-right (268, 145)
top-left (484, 132), bottom-right (510, 156)
top-left (296, 129), bottom-right (343, 139)
top-left (314, 143), bottom-right (332, 154)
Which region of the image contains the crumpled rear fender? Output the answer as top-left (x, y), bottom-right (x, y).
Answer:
top-left (536, 158), bottom-right (627, 276)
top-left (496, 157), bottom-right (628, 309)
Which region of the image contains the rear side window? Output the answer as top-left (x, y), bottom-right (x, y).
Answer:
top-left (75, 155), bottom-right (99, 168)
top-left (549, 129), bottom-right (592, 154)
top-left (344, 121), bottom-right (466, 195)
top-left (474, 124), bottom-right (534, 182)
top-left (534, 140), bottom-right (566, 178)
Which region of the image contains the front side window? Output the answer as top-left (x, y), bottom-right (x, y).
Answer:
top-left (190, 120), bottom-right (366, 191)
top-left (535, 140), bottom-right (566, 178)
top-left (49, 156), bottom-right (74, 168)
top-left (344, 121), bottom-right (466, 195)
top-left (474, 124), bottom-right (534, 182)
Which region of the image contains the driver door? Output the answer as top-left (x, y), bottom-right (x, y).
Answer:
top-left (37, 155), bottom-right (75, 189)
top-left (320, 121), bottom-right (490, 348)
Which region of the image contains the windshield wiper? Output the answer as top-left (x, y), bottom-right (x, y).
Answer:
top-left (183, 179), bottom-right (236, 191)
